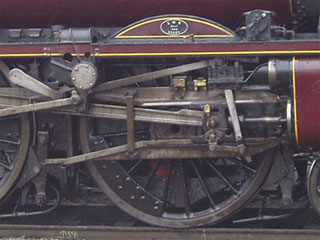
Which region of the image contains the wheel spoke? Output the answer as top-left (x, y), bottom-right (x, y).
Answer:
top-left (143, 160), bottom-right (161, 189)
top-left (227, 157), bottom-right (256, 173)
top-left (174, 160), bottom-right (190, 215)
top-left (191, 160), bottom-right (216, 209)
top-left (162, 160), bottom-right (173, 210)
top-left (4, 152), bottom-right (12, 166)
top-left (0, 161), bottom-right (12, 170)
top-left (0, 137), bottom-right (20, 145)
top-left (207, 160), bottom-right (240, 195)
top-left (127, 159), bottom-right (143, 174)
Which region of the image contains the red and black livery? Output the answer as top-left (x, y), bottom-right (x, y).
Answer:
top-left (0, 0), bottom-right (319, 229)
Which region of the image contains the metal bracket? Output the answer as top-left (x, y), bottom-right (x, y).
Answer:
top-left (0, 90), bottom-right (80, 118)
top-left (16, 147), bottom-right (42, 188)
top-left (126, 91), bottom-right (136, 154)
top-left (37, 131), bottom-right (49, 164)
top-left (225, 90), bottom-right (243, 142)
top-left (225, 89), bottom-right (245, 153)
top-left (9, 68), bottom-right (63, 99)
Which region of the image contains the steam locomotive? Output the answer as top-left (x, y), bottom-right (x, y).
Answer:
top-left (0, 0), bottom-right (319, 228)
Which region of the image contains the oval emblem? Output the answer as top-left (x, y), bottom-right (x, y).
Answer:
top-left (160, 19), bottom-right (188, 36)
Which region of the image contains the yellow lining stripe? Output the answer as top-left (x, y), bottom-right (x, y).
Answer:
top-left (292, 56), bottom-right (299, 144)
top-left (0, 53), bottom-right (83, 57)
top-left (2, 50), bottom-right (320, 58)
top-left (115, 17), bottom-right (235, 39)
top-left (93, 50), bottom-right (320, 57)
top-left (289, 0), bottom-right (294, 14)
top-left (113, 35), bottom-right (230, 39)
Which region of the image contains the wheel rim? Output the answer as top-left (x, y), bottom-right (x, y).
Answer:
top-left (0, 114), bottom-right (29, 200)
top-left (0, 61), bottom-right (30, 201)
top-left (307, 160), bottom-right (320, 216)
top-left (80, 117), bottom-right (273, 228)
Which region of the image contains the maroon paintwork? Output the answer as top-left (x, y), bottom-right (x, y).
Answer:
top-left (294, 58), bottom-right (320, 147)
top-left (115, 17), bottom-right (235, 38)
top-left (0, 0), bottom-right (291, 28)
top-left (2, 41), bottom-right (320, 58)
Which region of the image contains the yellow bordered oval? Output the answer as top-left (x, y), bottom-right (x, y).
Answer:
top-left (113, 15), bottom-right (236, 39)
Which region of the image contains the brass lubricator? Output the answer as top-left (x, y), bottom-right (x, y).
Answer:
top-left (172, 76), bottom-right (187, 98)
top-left (193, 77), bottom-right (208, 91)
top-left (172, 76), bottom-right (187, 91)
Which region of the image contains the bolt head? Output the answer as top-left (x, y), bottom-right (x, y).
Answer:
top-left (33, 166), bottom-right (40, 173)
top-left (209, 120), bottom-right (216, 128)
top-left (39, 135), bottom-right (47, 144)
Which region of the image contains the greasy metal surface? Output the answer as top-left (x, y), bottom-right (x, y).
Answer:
top-left (0, 92), bottom-right (80, 118)
top-left (57, 104), bottom-right (204, 126)
top-left (93, 87), bottom-right (280, 106)
top-left (45, 138), bottom-right (279, 165)
top-left (126, 94), bottom-right (135, 153)
top-left (225, 90), bottom-right (242, 142)
top-left (91, 60), bottom-right (214, 93)
top-left (9, 68), bottom-right (62, 99)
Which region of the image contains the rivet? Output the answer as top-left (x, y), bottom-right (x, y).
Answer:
top-left (86, 64), bottom-right (89, 68)
top-left (79, 86), bottom-right (83, 89)
top-left (136, 186), bottom-right (140, 190)
top-left (115, 175), bottom-right (120, 178)
top-left (131, 196), bottom-right (135, 200)
top-left (126, 177), bottom-right (130, 181)
top-left (33, 166), bottom-right (40, 173)
top-left (39, 135), bottom-right (47, 144)
top-left (75, 67), bottom-right (79, 71)
top-left (90, 82), bottom-right (94, 86)
top-left (92, 72), bottom-right (96, 76)
top-left (102, 165), bottom-right (107, 169)
top-left (154, 206), bottom-right (159, 210)
top-left (141, 196), bottom-right (145, 200)
top-left (118, 185), bottom-right (123, 190)
top-left (72, 77), bottom-right (76, 81)
top-left (155, 201), bottom-right (160, 205)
